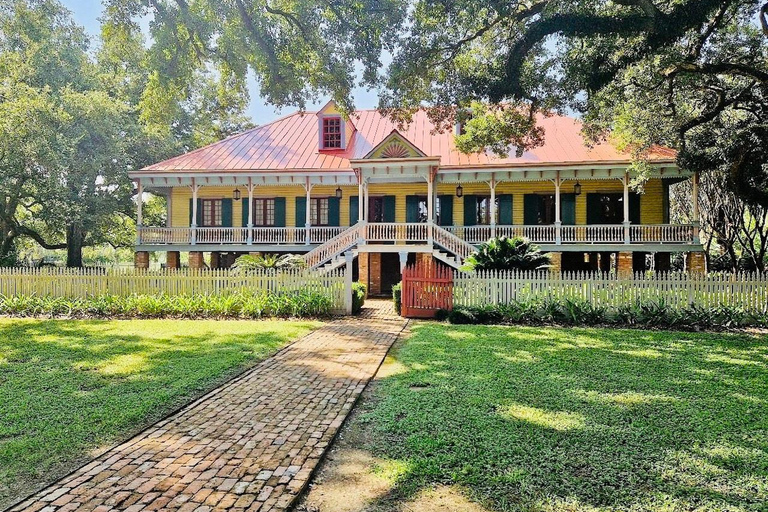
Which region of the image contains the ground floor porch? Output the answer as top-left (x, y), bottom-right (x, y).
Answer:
top-left (136, 248), bottom-right (707, 297)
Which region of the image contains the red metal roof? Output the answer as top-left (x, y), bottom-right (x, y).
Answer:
top-left (141, 109), bottom-right (676, 172)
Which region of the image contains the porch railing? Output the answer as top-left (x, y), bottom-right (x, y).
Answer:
top-left (137, 223), bottom-right (697, 246)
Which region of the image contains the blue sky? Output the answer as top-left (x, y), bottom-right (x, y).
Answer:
top-left (60, 0), bottom-right (380, 124)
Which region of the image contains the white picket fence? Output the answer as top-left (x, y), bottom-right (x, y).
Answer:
top-left (454, 270), bottom-right (768, 313)
top-left (0, 267), bottom-right (351, 313)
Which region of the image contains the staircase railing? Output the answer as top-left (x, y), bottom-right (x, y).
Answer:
top-left (432, 224), bottom-right (476, 266)
top-left (303, 222), bottom-right (363, 269)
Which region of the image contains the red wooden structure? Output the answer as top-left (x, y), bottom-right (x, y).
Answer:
top-left (401, 261), bottom-right (454, 318)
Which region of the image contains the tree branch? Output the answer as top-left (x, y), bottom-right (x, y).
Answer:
top-left (15, 226), bottom-right (67, 250)
top-left (761, 2), bottom-right (768, 37)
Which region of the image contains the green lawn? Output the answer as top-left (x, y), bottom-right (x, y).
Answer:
top-left (0, 318), bottom-right (319, 507)
top-left (361, 324), bottom-right (768, 511)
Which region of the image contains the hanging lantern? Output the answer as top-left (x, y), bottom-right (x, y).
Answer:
top-left (456, 184), bottom-right (463, 197)
top-left (573, 181), bottom-right (582, 196)
top-left (335, 186), bottom-right (343, 199)
top-left (233, 188), bottom-right (242, 200)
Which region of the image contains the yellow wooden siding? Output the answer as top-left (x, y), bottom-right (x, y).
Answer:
top-left (168, 179), bottom-right (666, 228)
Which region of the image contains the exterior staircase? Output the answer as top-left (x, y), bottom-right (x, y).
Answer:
top-left (303, 222), bottom-right (477, 272)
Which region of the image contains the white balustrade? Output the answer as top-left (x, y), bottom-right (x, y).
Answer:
top-left (309, 227), bottom-right (345, 244)
top-left (250, 227), bottom-right (303, 244)
top-left (138, 227), bottom-right (191, 244)
top-left (196, 227), bottom-right (249, 244)
top-left (365, 223), bottom-right (429, 243)
top-left (630, 224), bottom-right (694, 243)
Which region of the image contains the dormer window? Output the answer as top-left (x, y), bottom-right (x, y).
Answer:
top-left (321, 116), bottom-right (343, 149)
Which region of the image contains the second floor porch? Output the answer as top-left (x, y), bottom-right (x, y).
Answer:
top-left (136, 222), bottom-right (699, 250)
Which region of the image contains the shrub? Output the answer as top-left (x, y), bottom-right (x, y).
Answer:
top-left (462, 236), bottom-right (550, 272)
top-left (447, 298), bottom-right (767, 330)
top-left (392, 282), bottom-right (402, 316)
top-left (351, 282), bottom-right (366, 314)
top-left (0, 291), bottom-right (333, 319)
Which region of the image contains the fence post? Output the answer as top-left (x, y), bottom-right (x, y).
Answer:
top-left (344, 251), bottom-right (354, 315)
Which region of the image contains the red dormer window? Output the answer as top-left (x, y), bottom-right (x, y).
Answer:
top-left (322, 117), bottom-right (343, 149)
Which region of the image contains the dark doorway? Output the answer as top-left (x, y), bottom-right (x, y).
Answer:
top-left (380, 253), bottom-right (401, 295)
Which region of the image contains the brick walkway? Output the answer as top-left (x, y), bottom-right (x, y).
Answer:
top-left (9, 300), bottom-right (405, 512)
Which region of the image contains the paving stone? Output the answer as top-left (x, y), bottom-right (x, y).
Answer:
top-left (7, 300), bottom-right (404, 511)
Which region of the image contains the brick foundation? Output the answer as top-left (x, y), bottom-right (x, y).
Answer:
top-left (134, 251), bottom-right (149, 269)
top-left (617, 251), bottom-right (634, 276)
top-left (166, 251), bottom-right (180, 269)
top-left (369, 253), bottom-right (382, 296)
top-left (189, 251), bottom-right (205, 269)
top-left (686, 251), bottom-right (707, 274)
top-left (548, 252), bottom-right (562, 275)
top-left (358, 253), bottom-right (369, 295)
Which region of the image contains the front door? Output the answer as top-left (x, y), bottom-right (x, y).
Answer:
top-left (368, 196), bottom-right (396, 223)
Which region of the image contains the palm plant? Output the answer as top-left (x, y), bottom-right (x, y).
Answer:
top-left (232, 253), bottom-right (306, 272)
top-left (462, 236), bottom-right (550, 272)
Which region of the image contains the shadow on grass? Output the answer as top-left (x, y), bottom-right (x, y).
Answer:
top-left (360, 325), bottom-right (768, 511)
top-left (0, 318), bottom-right (315, 508)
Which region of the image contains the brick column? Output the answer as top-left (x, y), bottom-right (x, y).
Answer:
top-left (189, 251), bottom-right (205, 269)
top-left (548, 252), bottom-right (562, 275)
top-left (686, 251), bottom-right (707, 274)
top-left (134, 251), bottom-right (149, 269)
top-left (358, 252), bottom-right (369, 292)
top-left (369, 253), bottom-right (382, 296)
top-left (210, 251), bottom-right (221, 269)
top-left (166, 251), bottom-right (180, 269)
top-left (617, 251), bottom-right (634, 277)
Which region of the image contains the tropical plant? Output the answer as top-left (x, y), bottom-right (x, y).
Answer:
top-left (232, 253), bottom-right (306, 272)
top-left (462, 236), bottom-right (550, 272)
top-left (351, 282), bottom-right (367, 315)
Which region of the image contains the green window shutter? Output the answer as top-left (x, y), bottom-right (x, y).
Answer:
top-left (295, 197), bottom-right (306, 227)
top-left (274, 197), bottom-right (286, 227)
top-left (524, 195), bottom-right (539, 225)
top-left (405, 195), bottom-right (420, 223)
top-left (463, 195), bottom-right (477, 226)
top-left (586, 194), bottom-right (601, 224)
top-left (561, 193), bottom-right (576, 225)
top-left (328, 197), bottom-right (340, 226)
top-left (349, 196), bottom-right (359, 224)
top-left (438, 195), bottom-right (453, 226)
top-left (221, 199), bottom-right (233, 227)
top-left (383, 196), bottom-right (396, 222)
top-left (241, 198), bottom-right (250, 226)
top-left (498, 194), bottom-right (513, 225)
top-left (629, 192), bottom-right (641, 224)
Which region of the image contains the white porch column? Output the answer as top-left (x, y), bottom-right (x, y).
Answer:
top-left (623, 171), bottom-right (631, 244)
top-left (358, 179), bottom-right (364, 223)
top-left (489, 176), bottom-right (497, 238)
top-left (246, 178), bottom-right (254, 245)
top-left (554, 172), bottom-right (562, 245)
top-left (692, 170), bottom-right (700, 244)
top-left (427, 173), bottom-right (435, 245)
top-left (190, 179), bottom-right (198, 245)
top-left (136, 179), bottom-right (143, 244)
top-left (305, 178), bottom-right (312, 245)
top-left (364, 182), bottom-right (369, 221)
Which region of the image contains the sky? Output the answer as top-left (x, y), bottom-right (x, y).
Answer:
top-left (60, 0), bottom-right (381, 124)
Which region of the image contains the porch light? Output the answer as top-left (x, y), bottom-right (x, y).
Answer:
top-left (573, 181), bottom-right (582, 196)
top-left (232, 188), bottom-right (241, 200)
top-left (335, 186), bottom-right (343, 199)
top-left (456, 184), bottom-right (463, 197)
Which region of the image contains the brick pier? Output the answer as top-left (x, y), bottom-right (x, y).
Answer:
top-left (9, 301), bottom-right (405, 512)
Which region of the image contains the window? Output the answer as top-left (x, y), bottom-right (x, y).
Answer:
top-left (201, 199), bottom-right (223, 227)
top-left (253, 198), bottom-right (276, 226)
top-left (310, 197), bottom-right (330, 226)
top-left (475, 196), bottom-right (499, 225)
top-left (322, 117), bottom-right (343, 149)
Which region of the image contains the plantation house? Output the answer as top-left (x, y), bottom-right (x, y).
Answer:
top-left (129, 101), bottom-right (704, 295)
